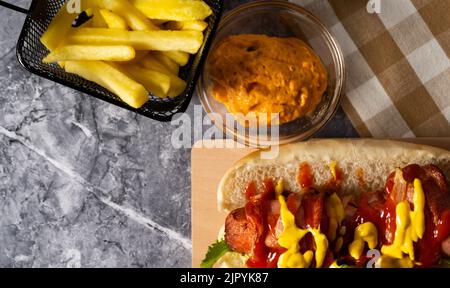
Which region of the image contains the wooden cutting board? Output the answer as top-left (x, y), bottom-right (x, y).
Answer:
top-left (191, 138), bottom-right (450, 267)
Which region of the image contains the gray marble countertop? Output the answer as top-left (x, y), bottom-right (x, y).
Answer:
top-left (0, 0), bottom-right (357, 267)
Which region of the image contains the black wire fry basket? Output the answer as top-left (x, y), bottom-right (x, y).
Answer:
top-left (0, 0), bottom-right (223, 122)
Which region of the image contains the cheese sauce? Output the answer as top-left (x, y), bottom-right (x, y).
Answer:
top-left (209, 34), bottom-right (328, 125)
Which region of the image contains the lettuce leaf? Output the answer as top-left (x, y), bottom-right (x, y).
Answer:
top-left (200, 239), bottom-right (231, 268)
top-left (439, 257), bottom-right (450, 267)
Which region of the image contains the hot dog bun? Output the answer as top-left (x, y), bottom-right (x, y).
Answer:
top-left (218, 139), bottom-right (450, 213)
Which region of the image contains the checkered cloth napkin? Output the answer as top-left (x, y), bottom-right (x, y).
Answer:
top-left (290, 0), bottom-right (450, 137)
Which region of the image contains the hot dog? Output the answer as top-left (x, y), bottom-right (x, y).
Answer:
top-left (201, 140), bottom-right (450, 268)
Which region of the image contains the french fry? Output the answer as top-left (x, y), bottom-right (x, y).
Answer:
top-left (67, 28), bottom-right (204, 54)
top-left (116, 64), bottom-right (171, 98)
top-left (140, 55), bottom-right (174, 75)
top-left (40, 1), bottom-right (90, 51)
top-left (131, 51), bottom-right (150, 63)
top-left (96, 0), bottom-right (158, 31)
top-left (99, 9), bottom-right (128, 30)
top-left (41, 0), bottom-right (205, 104)
top-left (131, 0), bottom-right (213, 21)
top-left (152, 52), bottom-right (179, 74)
top-left (43, 45), bottom-right (136, 63)
top-left (140, 56), bottom-right (187, 97)
top-left (98, 1), bottom-right (199, 64)
top-left (91, 8), bottom-right (108, 28)
top-left (163, 51), bottom-right (190, 66)
top-left (65, 61), bottom-right (149, 108)
top-left (166, 20), bottom-right (208, 32)
top-left (98, 8), bottom-right (175, 100)
top-left (167, 75), bottom-right (187, 98)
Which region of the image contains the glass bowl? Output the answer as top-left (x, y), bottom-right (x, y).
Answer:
top-left (198, 0), bottom-right (346, 147)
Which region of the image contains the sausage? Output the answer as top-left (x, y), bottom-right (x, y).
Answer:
top-left (224, 208), bottom-right (258, 254)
